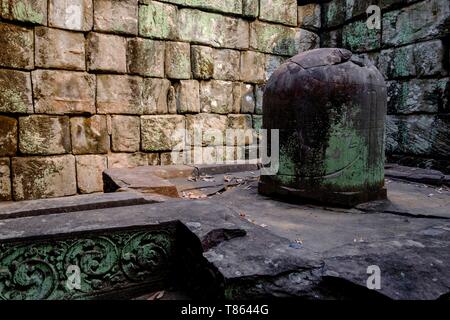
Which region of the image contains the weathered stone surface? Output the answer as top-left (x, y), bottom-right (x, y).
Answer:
top-left (70, 115), bottom-right (110, 154)
top-left (384, 164), bottom-right (445, 187)
top-left (1, 0), bottom-right (47, 24)
top-left (165, 42), bottom-right (191, 79)
top-left (0, 69), bottom-right (33, 114)
top-left (298, 3), bottom-right (321, 29)
top-left (342, 19), bottom-right (381, 52)
top-left (322, 0), bottom-right (345, 28)
top-left (160, 151), bottom-right (185, 165)
top-left (387, 78), bottom-right (449, 114)
top-left (186, 113), bottom-right (227, 146)
top-left (255, 84), bottom-right (264, 115)
top-left (234, 83), bottom-right (255, 114)
top-left (320, 29), bottom-right (343, 48)
top-left (265, 55), bottom-right (285, 81)
top-left (97, 75), bottom-right (143, 114)
top-left (382, 0), bottom-right (450, 46)
top-left (200, 80), bottom-right (234, 114)
top-left (32, 70), bottom-right (95, 114)
top-left (48, 0), bottom-right (93, 31)
top-left (107, 152), bottom-right (150, 168)
top-left (94, 0), bottom-right (138, 35)
top-left (35, 27), bottom-right (85, 70)
top-left (227, 114), bottom-right (253, 145)
top-left (19, 116), bottom-right (71, 155)
top-left (76, 155), bottom-right (107, 194)
top-left (413, 40), bottom-right (447, 77)
top-left (142, 78), bottom-right (171, 114)
top-left (0, 23), bottom-right (33, 69)
top-left (250, 21), bottom-right (318, 55)
top-left (148, 153), bottom-right (160, 166)
top-left (178, 9), bottom-right (249, 49)
top-left (167, 86), bottom-right (178, 114)
top-left (191, 45), bottom-right (214, 80)
top-left (240, 51), bottom-right (266, 84)
top-left (0, 158), bottom-right (11, 201)
top-left (12, 155), bottom-right (77, 201)
top-left (213, 49), bottom-right (240, 81)
top-left (111, 115), bottom-right (140, 152)
top-left (259, 0), bottom-right (297, 26)
top-left (242, 0), bottom-right (258, 18)
top-left (127, 38), bottom-right (165, 77)
top-left (141, 115), bottom-right (185, 151)
top-left (386, 115), bottom-right (450, 157)
top-left (139, 1), bottom-right (177, 39)
top-left (171, 80), bottom-right (200, 114)
top-left (87, 33), bottom-right (127, 73)
top-left (379, 45), bottom-right (415, 79)
top-left (0, 116), bottom-right (17, 157)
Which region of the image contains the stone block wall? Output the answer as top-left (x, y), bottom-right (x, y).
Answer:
top-left (0, 0), bottom-right (319, 201)
top-left (321, 0), bottom-right (450, 173)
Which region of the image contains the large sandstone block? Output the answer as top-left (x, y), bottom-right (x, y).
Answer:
top-left (48, 0), bottom-right (93, 31)
top-left (200, 80), bottom-right (234, 114)
top-left (186, 113), bottom-right (227, 146)
top-left (0, 69), bottom-right (33, 113)
top-left (343, 19), bottom-right (381, 52)
top-left (76, 155), bottom-right (107, 194)
top-left (12, 155), bottom-right (77, 201)
top-left (87, 33), bottom-right (127, 73)
top-left (151, 0), bottom-right (242, 15)
top-left (0, 158), bottom-right (11, 201)
top-left (259, 0), bottom-right (297, 26)
top-left (70, 115), bottom-right (110, 154)
top-left (108, 152), bottom-right (150, 168)
top-left (94, 0), bottom-right (138, 35)
top-left (35, 27), bottom-right (85, 70)
top-left (387, 79), bottom-right (449, 114)
top-left (170, 80), bottom-right (200, 114)
top-left (165, 42), bottom-right (191, 79)
top-left (142, 78), bottom-right (171, 114)
top-left (139, 1), bottom-right (177, 39)
top-left (243, 0), bottom-right (258, 18)
top-left (32, 70), bottom-right (95, 114)
top-left (141, 115), bottom-right (185, 151)
top-left (213, 49), bottom-right (240, 81)
top-left (235, 83), bottom-right (255, 114)
top-left (97, 75), bottom-right (143, 114)
top-left (178, 9), bottom-right (249, 49)
top-left (0, 116), bottom-right (17, 156)
top-left (111, 115), bottom-right (140, 152)
top-left (127, 38), bottom-right (165, 77)
top-left (19, 115), bottom-right (71, 155)
top-left (383, 0), bottom-right (450, 46)
top-left (240, 51), bottom-right (266, 84)
top-left (298, 3), bottom-right (321, 30)
top-left (1, 0), bottom-right (47, 24)
top-left (0, 23), bottom-right (34, 69)
top-left (191, 45), bottom-right (214, 80)
top-left (250, 21), bottom-right (318, 56)
top-left (227, 114), bottom-right (253, 145)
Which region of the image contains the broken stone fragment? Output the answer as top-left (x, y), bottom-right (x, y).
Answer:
top-left (87, 33), bottom-right (127, 73)
top-left (12, 155), bottom-right (77, 201)
top-left (94, 0), bottom-right (138, 35)
top-left (76, 155), bottom-right (107, 194)
top-left (70, 115), bottom-right (110, 155)
top-left (111, 115), bottom-right (141, 153)
top-left (0, 116), bottom-right (17, 157)
top-left (48, 0), bottom-right (93, 31)
top-left (0, 22), bottom-right (34, 69)
top-left (141, 115), bottom-right (186, 151)
top-left (35, 27), bottom-right (86, 70)
top-left (19, 115), bottom-right (71, 155)
top-left (32, 70), bottom-right (95, 114)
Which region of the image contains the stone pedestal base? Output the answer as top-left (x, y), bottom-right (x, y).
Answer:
top-left (258, 180), bottom-right (387, 208)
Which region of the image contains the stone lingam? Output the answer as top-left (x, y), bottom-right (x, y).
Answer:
top-left (259, 48), bottom-right (388, 207)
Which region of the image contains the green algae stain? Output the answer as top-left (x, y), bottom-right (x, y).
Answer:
top-left (3, 1), bottom-right (45, 24)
